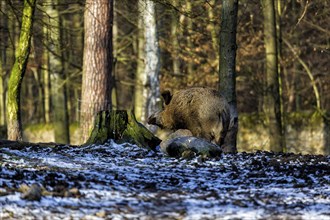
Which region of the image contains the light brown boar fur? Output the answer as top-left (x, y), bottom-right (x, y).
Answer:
top-left (147, 87), bottom-right (231, 147)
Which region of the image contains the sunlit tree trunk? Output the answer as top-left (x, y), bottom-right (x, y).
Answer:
top-left (261, 0), bottom-right (283, 152)
top-left (208, 0), bottom-right (219, 71)
top-left (0, 60), bottom-right (5, 126)
top-left (42, 37), bottom-right (50, 124)
top-left (171, 0), bottom-right (180, 75)
top-left (71, 12), bottom-right (84, 123)
top-left (135, 3), bottom-right (145, 122)
top-left (134, 0), bottom-right (161, 129)
top-left (218, 0), bottom-right (239, 153)
top-left (80, 0), bottom-right (113, 143)
top-left (6, 0), bottom-right (36, 141)
top-left (0, 1), bottom-right (7, 126)
top-left (44, 0), bottom-right (70, 144)
top-left (186, 1), bottom-right (193, 77)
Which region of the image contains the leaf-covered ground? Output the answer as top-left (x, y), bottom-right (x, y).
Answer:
top-left (0, 141), bottom-right (330, 219)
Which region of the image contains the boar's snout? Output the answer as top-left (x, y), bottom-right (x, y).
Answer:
top-left (147, 111), bottom-right (164, 128)
top-left (147, 114), bottom-right (157, 125)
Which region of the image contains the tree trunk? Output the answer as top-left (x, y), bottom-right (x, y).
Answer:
top-left (171, 0), bottom-right (181, 75)
top-left (80, 0), bottom-right (113, 143)
top-left (218, 0), bottom-right (239, 153)
top-left (134, 1), bottom-right (146, 123)
top-left (208, 0), bottom-right (219, 71)
top-left (261, 0), bottom-right (283, 152)
top-left (112, 0), bottom-right (118, 110)
top-left (41, 25), bottom-right (50, 124)
top-left (6, 0), bottom-right (36, 141)
top-left (185, 1), bottom-right (193, 77)
top-left (134, 0), bottom-right (161, 130)
top-left (44, 0), bottom-right (70, 144)
top-left (0, 1), bottom-right (7, 126)
top-left (275, 1), bottom-right (286, 152)
top-left (0, 59), bottom-right (5, 126)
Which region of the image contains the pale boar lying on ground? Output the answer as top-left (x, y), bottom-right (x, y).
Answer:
top-left (147, 87), bottom-right (237, 153)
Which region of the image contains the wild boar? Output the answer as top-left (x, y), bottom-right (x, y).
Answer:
top-left (147, 87), bottom-right (231, 148)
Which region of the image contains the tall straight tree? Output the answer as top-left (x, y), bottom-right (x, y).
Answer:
top-left (218, 0), bottom-right (239, 153)
top-left (261, 0), bottom-right (283, 152)
top-left (80, 0), bottom-right (113, 143)
top-left (6, 0), bottom-right (36, 140)
top-left (134, 0), bottom-right (161, 127)
top-left (44, 0), bottom-right (70, 144)
top-left (0, 60), bottom-right (5, 126)
top-left (0, 1), bottom-right (7, 126)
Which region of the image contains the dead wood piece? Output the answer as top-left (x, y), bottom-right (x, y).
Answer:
top-left (84, 110), bottom-right (161, 150)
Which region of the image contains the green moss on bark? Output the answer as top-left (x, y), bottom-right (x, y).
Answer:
top-left (6, 0), bottom-right (36, 141)
top-left (84, 110), bottom-right (161, 150)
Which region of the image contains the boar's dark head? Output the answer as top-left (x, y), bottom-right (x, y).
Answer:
top-left (147, 110), bottom-right (165, 129)
top-left (147, 90), bottom-right (174, 129)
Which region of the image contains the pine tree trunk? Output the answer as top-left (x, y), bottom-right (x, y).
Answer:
top-left (0, 1), bottom-right (7, 126)
top-left (0, 60), bottom-right (5, 126)
top-left (208, 0), bottom-right (219, 71)
top-left (42, 16), bottom-right (50, 124)
top-left (219, 0), bottom-right (239, 153)
top-left (80, 0), bottom-right (113, 143)
top-left (262, 0), bottom-right (283, 152)
top-left (185, 1), bottom-right (193, 77)
top-left (6, 0), bottom-right (36, 141)
top-left (171, 0), bottom-right (180, 75)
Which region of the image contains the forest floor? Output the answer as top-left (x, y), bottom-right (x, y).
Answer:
top-left (0, 141), bottom-right (330, 219)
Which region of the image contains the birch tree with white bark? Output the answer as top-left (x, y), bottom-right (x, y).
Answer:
top-left (134, 0), bottom-right (161, 129)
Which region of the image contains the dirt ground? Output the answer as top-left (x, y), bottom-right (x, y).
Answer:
top-left (0, 141), bottom-right (329, 219)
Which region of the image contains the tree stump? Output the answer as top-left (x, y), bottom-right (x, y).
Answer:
top-left (84, 110), bottom-right (161, 150)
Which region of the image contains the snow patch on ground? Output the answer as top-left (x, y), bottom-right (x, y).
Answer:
top-left (0, 141), bottom-right (330, 219)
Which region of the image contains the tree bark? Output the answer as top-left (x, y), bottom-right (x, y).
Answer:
top-left (185, 1), bottom-right (193, 77)
top-left (84, 110), bottom-right (161, 150)
top-left (208, 0), bottom-right (219, 71)
top-left (219, 0), bottom-right (239, 153)
top-left (6, 0), bottom-right (36, 141)
top-left (0, 1), bottom-right (7, 126)
top-left (262, 0), bottom-right (283, 152)
top-left (0, 59), bottom-right (5, 126)
top-left (80, 0), bottom-right (113, 143)
top-left (42, 40), bottom-right (50, 124)
top-left (171, 0), bottom-right (181, 75)
top-left (135, 0), bottom-right (161, 130)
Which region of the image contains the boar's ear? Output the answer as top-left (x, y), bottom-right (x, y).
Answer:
top-left (161, 90), bottom-right (172, 105)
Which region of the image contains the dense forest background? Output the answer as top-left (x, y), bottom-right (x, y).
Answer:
top-left (0, 0), bottom-right (329, 152)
